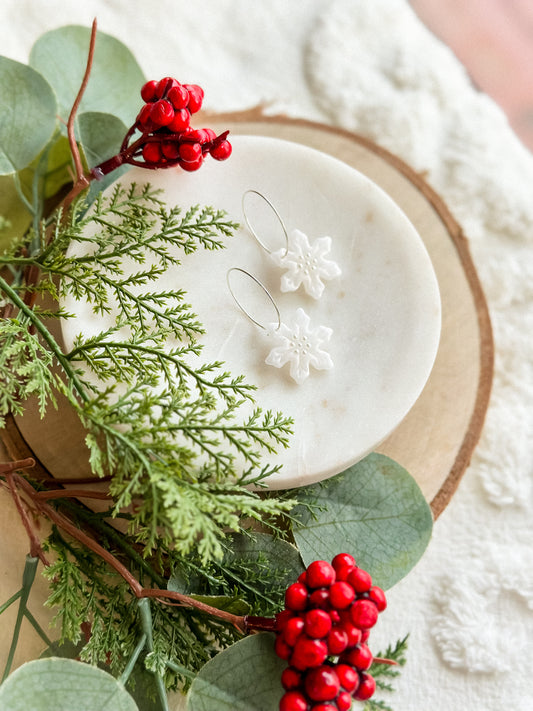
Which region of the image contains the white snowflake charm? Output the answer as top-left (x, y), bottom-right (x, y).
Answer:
top-left (270, 229), bottom-right (342, 300)
top-left (265, 307), bottom-right (333, 384)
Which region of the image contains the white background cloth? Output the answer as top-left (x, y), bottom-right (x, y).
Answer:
top-left (1, 1), bottom-right (532, 709)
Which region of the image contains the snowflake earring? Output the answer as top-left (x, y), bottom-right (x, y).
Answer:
top-left (242, 190), bottom-right (342, 300)
top-left (226, 267), bottom-right (333, 385)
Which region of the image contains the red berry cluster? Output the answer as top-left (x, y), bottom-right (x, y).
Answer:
top-left (126, 77), bottom-right (231, 173)
top-left (275, 554), bottom-right (387, 711)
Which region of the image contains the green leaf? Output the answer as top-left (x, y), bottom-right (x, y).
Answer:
top-left (0, 658), bottom-right (139, 711)
top-left (0, 176), bottom-right (32, 251)
top-left (29, 25), bottom-right (145, 129)
top-left (186, 633), bottom-right (284, 711)
top-left (292, 453), bottom-right (433, 589)
top-left (19, 134), bottom-right (74, 202)
top-left (78, 111), bottom-right (130, 200)
top-left (0, 56), bottom-right (57, 175)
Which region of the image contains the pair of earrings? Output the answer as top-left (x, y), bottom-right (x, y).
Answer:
top-left (227, 191), bottom-right (342, 385)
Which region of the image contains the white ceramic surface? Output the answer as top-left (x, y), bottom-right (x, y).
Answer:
top-left (61, 135), bottom-right (441, 489)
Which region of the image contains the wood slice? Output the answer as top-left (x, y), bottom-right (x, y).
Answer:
top-left (0, 114), bottom-right (493, 668)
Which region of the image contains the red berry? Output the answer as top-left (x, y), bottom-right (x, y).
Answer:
top-left (336, 691), bottom-right (353, 711)
top-left (276, 609), bottom-right (293, 631)
top-left (306, 561), bottom-right (336, 589)
top-left (347, 567), bottom-right (372, 593)
top-left (167, 109), bottom-right (191, 132)
top-left (368, 586), bottom-right (387, 612)
top-left (142, 142), bottom-right (162, 164)
top-left (304, 666), bottom-right (340, 702)
top-left (161, 142), bottom-right (180, 160)
top-left (304, 609), bottom-right (332, 639)
top-left (332, 553), bottom-right (356, 571)
top-left (360, 629), bottom-right (370, 643)
top-left (184, 83), bottom-right (204, 113)
top-left (140, 80), bottom-right (158, 102)
top-left (329, 610), bottom-right (340, 624)
top-left (168, 84), bottom-right (189, 109)
top-left (339, 621), bottom-right (362, 648)
top-left (290, 637), bottom-right (328, 670)
top-left (343, 643), bottom-right (373, 671)
top-left (155, 76), bottom-right (179, 98)
top-left (210, 139), bottom-right (232, 161)
top-left (285, 583), bottom-right (309, 611)
top-left (298, 571), bottom-right (307, 585)
top-left (281, 667), bottom-right (302, 691)
top-left (274, 635), bottom-right (292, 661)
top-left (311, 706), bottom-right (337, 711)
top-left (187, 128), bottom-right (211, 144)
top-left (309, 589), bottom-right (330, 609)
top-left (180, 155), bottom-right (204, 172)
top-left (279, 690), bottom-right (308, 711)
top-left (350, 599), bottom-right (378, 630)
top-left (137, 103), bottom-right (154, 131)
top-left (179, 142), bottom-right (203, 163)
top-left (336, 663), bottom-right (359, 693)
top-left (353, 672), bottom-right (376, 701)
top-left (326, 627), bottom-right (348, 655)
top-left (284, 617), bottom-right (305, 646)
top-left (329, 581), bottom-right (356, 610)
top-left (150, 99), bottom-right (174, 127)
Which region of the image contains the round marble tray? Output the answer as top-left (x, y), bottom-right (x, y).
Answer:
top-left (1, 114), bottom-right (493, 515)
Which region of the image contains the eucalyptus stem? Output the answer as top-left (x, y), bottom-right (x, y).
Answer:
top-left (2, 556), bottom-right (40, 682)
top-left (23, 608), bottom-right (54, 647)
top-left (0, 589), bottom-right (22, 616)
top-left (138, 598), bottom-right (170, 711)
top-left (120, 632), bottom-right (147, 686)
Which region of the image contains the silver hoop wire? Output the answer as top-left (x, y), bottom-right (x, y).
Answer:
top-left (226, 267), bottom-right (281, 331)
top-left (242, 190), bottom-right (289, 258)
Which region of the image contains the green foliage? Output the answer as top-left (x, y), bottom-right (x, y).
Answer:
top-left (169, 532), bottom-right (305, 616)
top-left (0, 320), bottom-right (57, 426)
top-left (0, 658), bottom-right (139, 711)
top-left (292, 453), bottom-right (433, 589)
top-left (0, 57), bottom-right (57, 175)
top-left (0, 184), bottom-right (295, 561)
top-left (186, 633), bottom-right (284, 711)
top-left (29, 25), bottom-right (145, 130)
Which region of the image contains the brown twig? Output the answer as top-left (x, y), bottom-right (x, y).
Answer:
top-left (373, 656), bottom-right (399, 666)
top-left (34, 488), bottom-right (112, 501)
top-left (4, 466), bottom-right (399, 658)
top-left (2, 459), bottom-right (49, 566)
top-left (66, 18), bottom-right (97, 194)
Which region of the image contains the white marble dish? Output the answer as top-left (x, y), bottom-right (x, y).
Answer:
top-left (61, 135), bottom-right (441, 489)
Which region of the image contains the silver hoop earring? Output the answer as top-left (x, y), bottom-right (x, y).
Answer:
top-left (242, 190), bottom-right (342, 300)
top-left (227, 267), bottom-right (333, 385)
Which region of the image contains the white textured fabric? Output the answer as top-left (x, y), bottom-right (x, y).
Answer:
top-left (1, 0), bottom-right (532, 708)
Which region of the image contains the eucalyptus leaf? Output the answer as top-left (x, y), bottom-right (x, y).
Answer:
top-left (0, 56), bottom-right (57, 175)
top-left (292, 453), bottom-right (433, 590)
top-left (0, 176), bottom-right (32, 251)
top-left (78, 111), bottom-right (130, 201)
top-left (19, 134), bottom-right (74, 202)
top-left (29, 25), bottom-right (145, 130)
top-left (0, 657), bottom-right (139, 711)
top-left (186, 633), bottom-right (283, 711)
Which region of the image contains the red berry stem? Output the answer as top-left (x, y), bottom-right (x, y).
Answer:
top-left (243, 615), bottom-right (279, 633)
